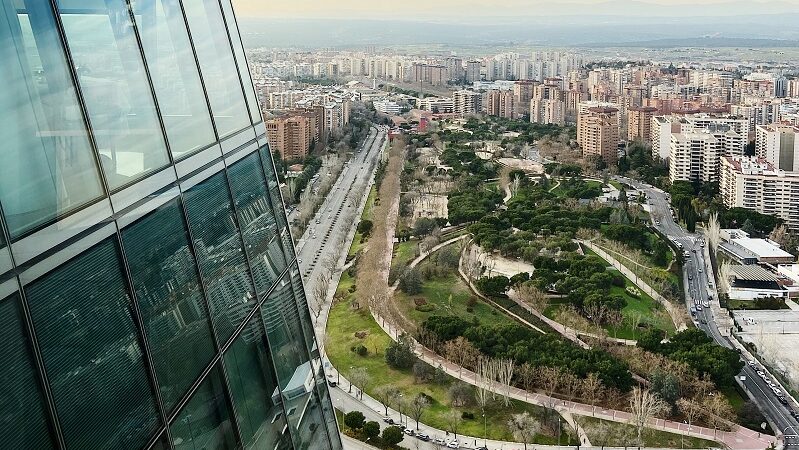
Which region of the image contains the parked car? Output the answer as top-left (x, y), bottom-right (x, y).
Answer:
top-left (383, 417), bottom-right (395, 425)
top-left (447, 441), bottom-right (460, 449)
top-left (415, 433), bottom-right (430, 441)
top-left (404, 428), bottom-right (415, 436)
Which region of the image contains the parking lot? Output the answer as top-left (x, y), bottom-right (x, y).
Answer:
top-left (734, 310), bottom-right (799, 387)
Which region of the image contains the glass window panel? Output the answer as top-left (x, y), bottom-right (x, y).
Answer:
top-left (25, 238), bottom-right (161, 450)
top-left (260, 274), bottom-right (332, 449)
top-left (259, 146), bottom-right (294, 260)
top-left (228, 153), bottom-right (286, 296)
top-left (314, 368), bottom-right (343, 449)
top-left (149, 433), bottom-right (171, 450)
top-left (57, 0), bottom-right (170, 190)
top-left (0, 1), bottom-right (104, 238)
top-left (219, 0), bottom-right (260, 124)
top-left (131, 0), bottom-right (216, 159)
top-left (288, 263), bottom-right (319, 359)
top-left (169, 366), bottom-right (238, 450)
top-left (182, 0), bottom-right (249, 137)
top-left (121, 199), bottom-right (217, 412)
top-left (0, 294), bottom-right (56, 450)
top-left (223, 313), bottom-right (292, 450)
top-left (183, 172), bottom-right (256, 344)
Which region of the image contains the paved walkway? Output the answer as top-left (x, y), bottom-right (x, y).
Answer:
top-left (369, 311), bottom-right (775, 450)
top-left (579, 240), bottom-right (687, 331)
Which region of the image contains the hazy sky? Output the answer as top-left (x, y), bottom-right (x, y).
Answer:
top-left (232, 0), bottom-right (799, 19)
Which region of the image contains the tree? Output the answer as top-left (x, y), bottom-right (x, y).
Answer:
top-left (707, 212), bottom-right (721, 255)
top-left (385, 334), bottom-right (417, 369)
top-left (650, 370), bottom-right (680, 411)
top-left (705, 395), bottom-right (735, 432)
top-left (409, 394), bottom-right (431, 429)
top-left (676, 397), bottom-right (701, 431)
top-left (443, 409), bottom-right (463, 439)
top-left (373, 385), bottom-right (401, 416)
top-left (413, 361), bottom-right (435, 383)
top-left (344, 411), bottom-right (366, 431)
top-left (357, 219), bottom-right (374, 236)
top-left (518, 282), bottom-right (550, 313)
top-left (349, 367), bottom-right (370, 401)
top-left (398, 268), bottom-right (423, 295)
top-left (363, 421), bottom-right (380, 440)
top-left (381, 425), bottom-right (404, 446)
top-left (507, 412), bottom-right (540, 450)
top-left (443, 336), bottom-right (479, 376)
top-left (516, 363), bottom-right (537, 401)
top-left (448, 382), bottom-right (474, 407)
top-left (629, 387), bottom-right (667, 446)
top-left (413, 217), bottom-right (437, 237)
top-left (581, 373), bottom-right (605, 413)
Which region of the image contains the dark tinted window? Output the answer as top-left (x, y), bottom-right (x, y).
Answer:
top-left (259, 146), bottom-right (294, 260)
top-left (26, 238), bottom-right (160, 450)
top-left (169, 366), bottom-right (238, 450)
top-left (0, 294), bottom-right (55, 450)
top-left (183, 172), bottom-right (256, 344)
top-left (224, 313), bottom-right (292, 450)
top-left (228, 153), bottom-right (286, 295)
top-left (122, 200), bottom-right (216, 412)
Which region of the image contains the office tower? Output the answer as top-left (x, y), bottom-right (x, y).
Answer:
top-left (578, 107), bottom-right (620, 165)
top-left (0, 2), bottom-right (341, 450)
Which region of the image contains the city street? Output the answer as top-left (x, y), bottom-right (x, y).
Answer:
top-left (618, 175), bottom-right (799, 446)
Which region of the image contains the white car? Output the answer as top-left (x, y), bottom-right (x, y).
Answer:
top-left (447, 441), bottom-right (460, 449)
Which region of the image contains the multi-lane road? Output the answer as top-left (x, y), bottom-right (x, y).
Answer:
top-left (618, 175), bottom-right (799, 446)
top-left (296, 126), bottom-right (386, 308)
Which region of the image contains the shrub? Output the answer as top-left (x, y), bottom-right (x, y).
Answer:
top-left (414, 297), bottom-right (428, 307)
top-left (382, 426), bottom-right (404, 446)
top-left (344, 411), bottom-right (365, 431)
top-left (385, 334), bottom-right (416, 369)
top-left (462, 411), bottom-right (475, 420)
top-left (415, 304), bottom-right (436, 312)
top-left (350, 345), bottom-right (368, 357)
top-left (363, 421), bottom-right (380, 439)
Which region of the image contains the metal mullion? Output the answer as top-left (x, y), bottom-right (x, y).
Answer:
top-left (212, 0), bottom-right (257, 126)
top-left (217, 0), bottom-right (261, 125)
top-left (172, 191), bottom-right (245, 448)
top-left (122, 0), bottom-right (176, 170)
top-left (171, 0), bottom-right (223, 149)
top-left (14, 287), bottom-right (67, 450)
top-left (219, 161), bottom-right (301, 448)
top-left (111, 227), bottom-right (175, 448)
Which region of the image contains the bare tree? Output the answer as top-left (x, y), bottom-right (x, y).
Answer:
top-left (581, 373), bottom-right (605, 414)
top-left (584, 302), bottom-right (609, 333)
top-left (373, 385), bottom-right (401, 416)
top-left (510, 174), bottom-right (522, 198)
top-left (443, 336), bottom-right (478, 377)
top-left (718, 260), bottom-right (732, 296)
top-left (676, 397), bottom-right (701, 432)
top-left (628, 387), bottom-right (667, 446)
top-left (507, 412), bottom-right (540, 450)
top-left (443, 410), bottom-right (463, 439)
top-left (706, 212), bottom-right (721, 255)
top-left (349, 367), bottom-right (371, 401)
top-left (705, 395), bottom-right (735, 432)
top-left (312, 272), bottom-right (330, 318)
top-left (517, 282), bottom-right (550, 313)
top-left (409, 394), bottom-right (431, 430)
top-left (516, 363), bottom-right (536, 401)
top-left (498, 358), bottom-right (516, 407)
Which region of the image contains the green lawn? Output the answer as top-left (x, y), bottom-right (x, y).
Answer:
top-left (579, 416), bottom-right (720, 448)
top-left (608, 180), bottom-right (624, 191)
top-left (394, 274), bottom-right (509, 327)
top-left (391, 240), bottom-right (419, 271)
top-left (327, 277), bottom-right (575, 443)
top-left (348, 187), bottom-right (379, 257)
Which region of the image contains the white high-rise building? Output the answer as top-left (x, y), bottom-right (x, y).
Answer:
top-left (720, 156), bottom-right (799, 230)
top-left (755, 124), bottom-right (799, 171)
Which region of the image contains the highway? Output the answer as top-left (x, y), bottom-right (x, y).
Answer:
top-left (296, 125), bottom-right (386, 311)
top-left (617, 175), bottom-right (799, 446)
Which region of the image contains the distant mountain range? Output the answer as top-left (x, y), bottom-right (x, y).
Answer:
top-left (581, 37), bottom-right (799, 48)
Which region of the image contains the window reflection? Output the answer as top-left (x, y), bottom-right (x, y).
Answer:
top-left (0, 294), bottom-right (56, 450)
top-left (219, 0), bottom-right (261, 124)
top-left (121, 199), bottom-right (216, 412)
top-left (169, 366), bottom-right (238, 450)
top-left (182, 0), bottom-right (249, 137)
top-left (259, 146), bottom-right (295, 261)
top-left (183, 173), bottom-right (256, 344)
top-left (224, 313), bottom-right (293, 450)
top-left (0, 0), bottom-right (104, 238)
top-left (228, 153), bottom-right (286, 296)
top-left (25, 238), bottom-right (160, 450)
top-left (130, 0), bottom-right (216, 159)
top-left (57, 0), bottom-right (170, 190)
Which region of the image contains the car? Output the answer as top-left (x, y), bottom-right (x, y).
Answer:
top-left (433, 438), bottom-right (447, 445)
top-left (778, 396), bottom-right (789, 405)
top-left (748, 360), bottom-right (757, 367)
top-left (688, 274), bottom-right (693, 280)
top-left (383, 417), bottom-right (395, 425)
top-left (690, 306), bottom-right (697, 315)
top-left (415, 433), bottom-right (430, 441)
top-left (702, 301), bottom-right (710, 308)
top-left (404, 428), bottom-right (415, 436)
top-left (447, 441), bottom-right (460, 448)
top-left (700, 241), bottom-right (705, 247)
top-left (790, 410), bottom-right (799, 419)
top-left (655, 220), bottom-right (661, 225)
top-left (327, 380), bottom-right (337, 387)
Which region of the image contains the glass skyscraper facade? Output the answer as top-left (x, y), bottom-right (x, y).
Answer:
top-left (0, 1), bottom-right (342, 449)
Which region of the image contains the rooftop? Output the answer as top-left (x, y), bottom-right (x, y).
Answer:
top-left (730, 264), bottom-right (780, 282)
top-left (732, 237), bottom-right (795, 260)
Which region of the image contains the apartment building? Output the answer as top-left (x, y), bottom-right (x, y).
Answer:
top-left (627, 106), bottom-right (658, 142)
top-left (266, 115), bottom-right (313, 159)
top-left (653, 113), bottom-right (748, 167)
top-left (465, 60), bottom-right (482, 83)
top-left (669, 132), bottom-right (725, 183)
top-left (453, 90), bottom-right (482, 115)
top-left (513, 80), bottom-right (538, 118)
top-left (578, 106), bottom-right (620, 164)
top-left (530, 83), bottom-right (565, 125)
top-left (484, 90), bottom-right (515, 119)
top-left (755, 124), bottom-right (799, 171)
top-left (720, 156), bottom-right (799, 230)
